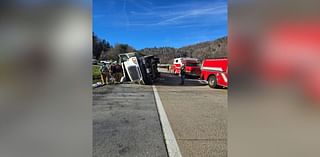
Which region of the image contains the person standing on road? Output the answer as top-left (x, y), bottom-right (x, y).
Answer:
top-left (100, 63), bottom-right (110, 85)
top-left (109, 63), bottom-right (116, 84)
top-left (114, 64), bottom-right (123, 83)
top-left (180, 64), bottom-right (186, 85)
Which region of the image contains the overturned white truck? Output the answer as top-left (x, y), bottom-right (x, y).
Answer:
top-left (119, 52), bottom-right (160, 85)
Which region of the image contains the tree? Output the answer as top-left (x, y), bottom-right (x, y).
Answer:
top-left (92, 33), bottom-right (100, 59)
top-left (93, 33), bottom-right (112, 60)
top-left (105, 44), bottom-right (135, 61)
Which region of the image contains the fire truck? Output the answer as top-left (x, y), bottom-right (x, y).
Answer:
top-left (171, 57), bottom-right (201, 77)
top-left (200, 58), bottom-right (228, 88)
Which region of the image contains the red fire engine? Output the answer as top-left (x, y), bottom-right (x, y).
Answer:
top-left (171, 58), bottom-right (201, 77)
top-left (200, 58), bottom-right (228, 88)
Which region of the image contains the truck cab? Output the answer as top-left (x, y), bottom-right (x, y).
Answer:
top-left (171, 57), bottom-right (201, 77)
top-left (119, 52), bottom-right (159, 85)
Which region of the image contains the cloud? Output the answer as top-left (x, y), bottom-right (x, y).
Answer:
top-left (127, 1), bottom-right (227, 27)
top-left (156, 6), bottom-right (227, 25)
top-left (94, 0), bottom-right (227, 28)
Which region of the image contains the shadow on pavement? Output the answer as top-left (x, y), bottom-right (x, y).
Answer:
top-left (154, 72), bottom-right (208, 86)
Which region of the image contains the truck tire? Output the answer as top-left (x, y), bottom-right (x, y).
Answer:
top-left (208, 75), bottom-right (217, 88)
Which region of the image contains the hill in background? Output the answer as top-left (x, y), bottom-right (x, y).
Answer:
top-left (140, 36), bottom-right (227, 63)
top-left (93, 33), bottom-right (227, 64)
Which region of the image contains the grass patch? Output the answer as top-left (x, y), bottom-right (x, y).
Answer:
top-left (92, 65), bottom-right (101, 82)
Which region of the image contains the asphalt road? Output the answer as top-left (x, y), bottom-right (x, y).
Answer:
top-left (155, 71), bottom-right (227, 157)
top-left (93, 84), bottom-right (168, 157)
top-left (93, 68), bottom-right (227, 157)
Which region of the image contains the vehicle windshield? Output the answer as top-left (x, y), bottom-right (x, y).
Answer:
top-left (119, 53), bottom-right (136, 63)
top-left (119, 55), bottom-right (129, 62)
top-left (127, 53), bottom-right (136, 58)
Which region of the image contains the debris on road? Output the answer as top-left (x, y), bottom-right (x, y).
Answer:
top-left (92, 82), bottom-right (103, 88)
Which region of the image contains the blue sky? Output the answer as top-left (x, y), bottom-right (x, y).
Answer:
top-left (93, 0), bottom-right (227, 49)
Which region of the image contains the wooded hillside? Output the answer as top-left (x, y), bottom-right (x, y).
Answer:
top-left (93, 33), bottom-right (227, 64)
top-left (140, 37), bottom-right (227, 63)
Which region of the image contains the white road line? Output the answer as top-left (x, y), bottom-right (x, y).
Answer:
top-left (152, 85), bottom-right (182, 157)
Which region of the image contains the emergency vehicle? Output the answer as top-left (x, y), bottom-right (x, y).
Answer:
top-left (171, 58), bottom-right (201, 77)
top-left (200, 58), bottom-right (228, 88)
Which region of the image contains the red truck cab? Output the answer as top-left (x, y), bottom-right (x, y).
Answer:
top-left (201, 58), bottom-right (228, 88)
top-left (171, 58), bottom-right (201, 77)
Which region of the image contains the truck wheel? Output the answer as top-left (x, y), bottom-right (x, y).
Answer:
top-left (208, 75), bottom-right (217, 88)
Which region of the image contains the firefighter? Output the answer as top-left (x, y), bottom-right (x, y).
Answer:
top-left (100, 63), bottom-right (110, 85)
top-left (114, 64), bottom-right (123, 83)
top-left (180, 64), bottom-right (186, 85)
top-left (109, 63), bottom-right (116, 84)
